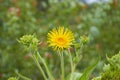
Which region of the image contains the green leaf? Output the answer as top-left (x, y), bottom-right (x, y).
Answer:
top-left (79, 57), bottom-right (100, 80)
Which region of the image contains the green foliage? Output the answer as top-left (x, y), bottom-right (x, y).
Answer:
top-left (101, 69), bottom-right (120, 80)
top-left (101, 51), bottom-right (120, 80)
top-left (107, 51), bottom-right (120, 69)
top-left (93, 51), bottom-right (120, 80)
top-left (0, 0), bottom-right (120, 80)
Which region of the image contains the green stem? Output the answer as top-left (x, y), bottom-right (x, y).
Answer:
top-left (68, 49), bottom-right (74, 80)
top-left (78, 43), bottom-right (84, 56)
top-left (37, 52), bottom-right (55, 80)
top-left (60, 51), bottom-right (64, 80)
top-left (32, 54), bottom-right (47, 80)
top-left (16, 72), bottom-right (31, 80)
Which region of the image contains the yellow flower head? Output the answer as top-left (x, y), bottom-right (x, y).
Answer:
top-left (47, 27), bottom-right (75, 51)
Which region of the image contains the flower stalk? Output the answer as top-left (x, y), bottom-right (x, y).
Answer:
top-left (68, 49), bottom-right (75, 80)
top-left (32, 54), bottom-right (47, 80)
top-left (59, 51), bottom-right (65, 80)
top-left (36, 52), bottom-right (55, 80)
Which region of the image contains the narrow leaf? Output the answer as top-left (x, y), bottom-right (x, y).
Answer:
top-left (79, 57), bottom-right (100, 80)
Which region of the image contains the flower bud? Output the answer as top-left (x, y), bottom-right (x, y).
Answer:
top-left (80, 35), bottom-right (89, 44)
top-left (18, 35), bottom-right (39, 50)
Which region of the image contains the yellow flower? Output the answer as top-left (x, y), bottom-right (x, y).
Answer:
top-left (47, 27), bottom-right (75, 51)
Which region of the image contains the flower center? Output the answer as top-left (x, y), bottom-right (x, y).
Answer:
top-left (56, 37), bottom-right (66, 46)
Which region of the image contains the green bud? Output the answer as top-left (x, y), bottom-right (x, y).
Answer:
top-left (18, 35), bottom-right (39, 50)
top-left (80, 35), bottom-right (89, 44)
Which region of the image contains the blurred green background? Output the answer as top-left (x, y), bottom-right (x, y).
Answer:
top-left (0, 0), bottom-right (120, 80)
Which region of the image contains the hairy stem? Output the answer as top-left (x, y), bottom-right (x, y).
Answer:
top-left (37, 52), bottom-right (55, 80)
top-left (32, 54), bottom-right (48, 80)
top-left (68, 49), bottom-right (74, 80)
top-left (60, 51), bottom-right (64, 80)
